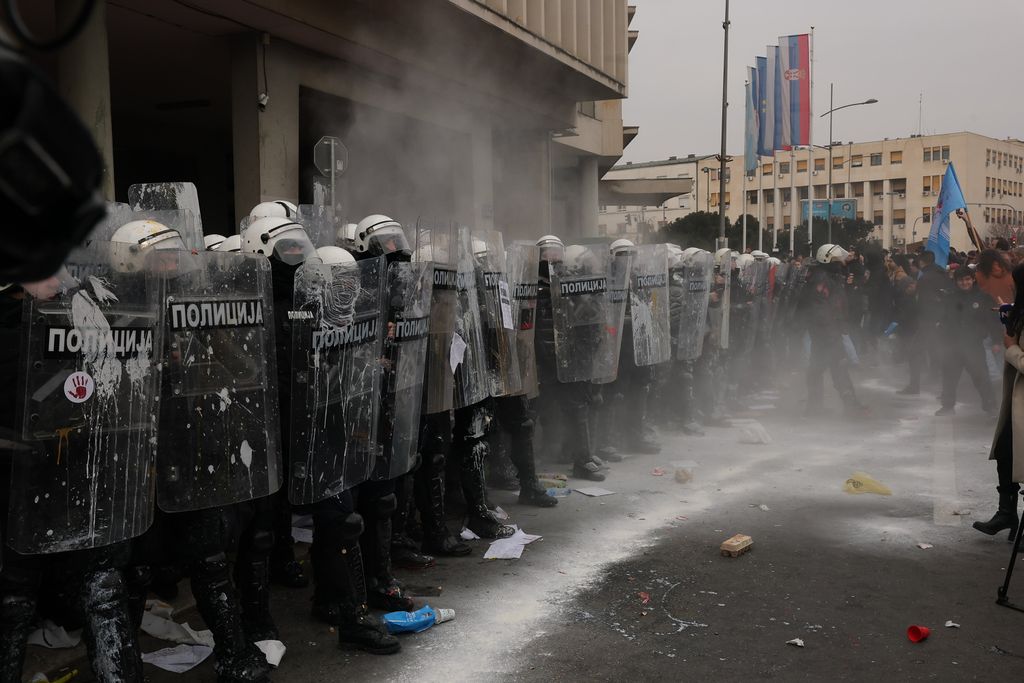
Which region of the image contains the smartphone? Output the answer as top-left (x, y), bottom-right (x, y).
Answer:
top-left (999, 303), bottom-right (1014, 332)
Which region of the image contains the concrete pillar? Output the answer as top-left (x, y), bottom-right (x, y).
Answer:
top-left (56, 0), bottom-right (114, 200)
top-left (579, 155), bottom-right (599, 237)
top-left (773, 187), bottom-right (783, 248)
top-left (231, 34), bottom-right (300, 227)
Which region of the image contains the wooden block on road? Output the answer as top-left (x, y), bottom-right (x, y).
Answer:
top-left (720, 533), bottom-right (753, 557)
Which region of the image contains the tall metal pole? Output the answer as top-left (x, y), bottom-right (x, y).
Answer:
top-left (827, 82), bottom-right (834, 242)
top-left (716, 0), bottom-right (731, 249)
top-left (757, 159), bottom-right (763, 251)
top-left (741, 168), bottom-right (748, 252)
top-left (789, 148), bottom-right (796, 254)
top-left (807, 145), bottom-right (814, 252)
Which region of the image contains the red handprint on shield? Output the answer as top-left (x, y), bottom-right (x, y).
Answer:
top-left (64, 372), bottom-right (94, 404)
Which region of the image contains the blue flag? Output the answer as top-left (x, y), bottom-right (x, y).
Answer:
top-left (744, 68), bottom-right (759, 174)
top-left (926, 162), bottom-right (967, 267)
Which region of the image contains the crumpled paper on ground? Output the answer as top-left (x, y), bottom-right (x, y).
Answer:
top-left (256, 640), bottom-right (286, 666)
top-left (484, 528), bottom-right (541, 560)
top-left (460, 527), bottom-right (481, 541)
top-left (843, 472), bottom-right (892, 496)
top-left (142, 644), bottom-right (213, 673)
top-left (27, 620), bottom-right (81, 649)
top-left (141, 612), bottom-right (215, 649)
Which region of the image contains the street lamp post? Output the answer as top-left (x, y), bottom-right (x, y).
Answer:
top-left (820, 84), bottom-right (878, 242)
top-left (911, 215), bottom-right (923, 254)
top-left (702, 167), bottom-right (712, 211)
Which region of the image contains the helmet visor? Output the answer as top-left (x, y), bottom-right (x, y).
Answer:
top-left (366, 226), bottom-right (411, 257)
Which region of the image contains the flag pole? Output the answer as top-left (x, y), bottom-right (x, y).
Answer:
top-left (742, 166), bottom-right (748, 252)
top-left (758, 157), bottom-right (764, 251)
top-left (807, 26), bottom-right (815, 255)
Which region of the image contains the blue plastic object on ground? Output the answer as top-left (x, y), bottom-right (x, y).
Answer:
top-left (382, 605), bottom-right (456, 634)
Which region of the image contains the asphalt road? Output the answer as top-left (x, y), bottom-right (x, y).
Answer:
top-left (28, 361), bottom-right (1024, 682)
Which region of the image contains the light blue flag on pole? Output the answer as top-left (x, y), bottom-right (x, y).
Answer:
top-left (744, 68), bottom-right (758, 174)
top-left (926, 162), bottom-right (967, 267)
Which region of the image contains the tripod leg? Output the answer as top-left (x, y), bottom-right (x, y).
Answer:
top-left (997, 512), bottom-right (1024, 610)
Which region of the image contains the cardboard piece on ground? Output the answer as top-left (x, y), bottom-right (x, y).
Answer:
top-left (574, 487), bottom-right (616, 497)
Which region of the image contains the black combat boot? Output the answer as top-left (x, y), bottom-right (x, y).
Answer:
top-left (234, 530), bottom-right (279, 642)
top-left (461, 442), bottom-right (516, 539)
top-left (0, 565), bottom-right (39, 683)
top-left (335, 545), bottom-right (400, 655)
top-left (973, 486), bottom-right (1020, 540)
top-left (79, 566), bottom-right (146, 683)
top-left (360, 493), bottom-right (415, 613)
top-left (417, 458), bottom-right (472, 557)
top-left (192, 553), bottom-right (271, 683)
top-left (391, 473), bottom-right (436, 569)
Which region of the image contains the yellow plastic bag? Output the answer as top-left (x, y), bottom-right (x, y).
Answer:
top-left (843, 472), bottom-right (892, 496)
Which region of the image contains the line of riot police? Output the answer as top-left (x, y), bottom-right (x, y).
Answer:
top-left (0, 179), bottom-right (778, 682)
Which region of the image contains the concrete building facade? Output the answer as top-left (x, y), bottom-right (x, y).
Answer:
top-left (9, 0), bottom-right (639, 244)
top-left (602, 132), bottom-right (1024, 252)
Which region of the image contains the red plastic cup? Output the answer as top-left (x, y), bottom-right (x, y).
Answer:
top-left (906, 625), bottom-right (930, 643)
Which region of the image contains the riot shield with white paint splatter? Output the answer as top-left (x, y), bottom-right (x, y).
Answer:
top-left (415, 221), bottom-right (456, 415)
top-left (506, 241), bottom-right (541, 398)
top-left (676, 250), bottom-right (714, 361)
top-left (452, 227), bottom-right (489, 409)
top-left (472, 230), bottom-right (521, 398)
top-left (550, 244), bottom-right (615, 383)
top-left (594, 246), bottom-right (632, 385)
top-left (10, 242), bottom-right (163, 554)
top-left (288, 257), bottom-right (383, 504)
top-left (373, 260), bottom-right (432, 481)
top-left (628, 244), bottom-right (672, 367)
top-left (154, 251), bottom-right (282, 512)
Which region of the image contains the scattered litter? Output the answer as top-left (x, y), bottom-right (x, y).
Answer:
top-left (460, 527), bottom-right (481, 541)
top-left (27, 620), bottom-right (81, 649)
top-left (483, 528), bottom-right (542, 560)
top-left (142, 644), bottom-right (213, 673)
top-left (256, 640), bottom-right (286, 666)
top-left (574, 487), bottom-right (616, 497)
top-left (538, 474), bottom-right (569, 489)
top-left (145, 600), bottom-right (174, 620)
top-left (383, 605), bottom-right (455, 634)
top-left (546, 487), bottom-right (572, 498)
top-left (651, 467), bottom-right (666, 477)
top-left (141, 612), bottom-right (215, 648)
top-left (945, 621), bottom-right (960, 629)
top-left (758, 504), bottom-right (770, 512)
top-left (951, 509), bottom-right (972, 516)
top-left (843, 472), bottom-right (892, 496)
top-left (786, 638), bottom-right (805, 648)
top-left (638, 592), bottom-right (651, 605)
top-left (916, 543), bottom-right (934, 550)
top-left (291, 527), bottom-right (313, 545)
top-left (492, 506), bottom-right (510, 521)
top-left (720, 534), bottom-right (753, 558)
top-left (672, 460), bottom-right (698, 484)
top-left (675, 516), bottom-right (688, 521)
top-left (906, 625), bottom-right (930, 643)
top-left (738, 422), bottom-right (772, 445)
top-left (30, 672), bottom-right (78, 683)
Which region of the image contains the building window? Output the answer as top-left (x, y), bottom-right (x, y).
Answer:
top-left (779, 162), bottom-right (790, 174)
top-left (711, 192), bottom-right (719, 206)
top-left (765, 191), bottom-right (775, 204)
top-left (798, 187), bottom-right (808, 200)
top-left (578, 101), bottom-right (597, 118)
top-left (923, 176), bottom-right (932, 193)
top-left (922, 208), bottom-right (931, 223)
top-left (853, 182), bottom-right (865, 197)
top-left (923, 148), bottom-right (932, 162)
top-left (851, 154), bottom-right (863, 168)
top-left (890, 151), bottom-right (903, 164)
top-left (873, 210), bottom-right (884, 226)
top-left (894, 208), bottom-right (906, 225)
top-left (710, 169), bottom-right (719, 181)
top-left (748, 190), bottom-right (758, 205)
top-left (762, 163), bottom-right (774, 175)
top-left (597, 224), bottom-right (607, 236)
top-left (832, 184), bottom-right (846, 199)
top-left (870, 152), bottom-right (883, 166)
top-left (941, 145), bottom-right (949, 161)
top-left (832, 156), bottom-right (844, 170)
top-left (814, 158), bottom-right (825, 171)
top-left (797, 159), bottom-right (808, 173)
top-left (781, 188), bottom-right (791, 203)
top-left (814, 185), bottom-right (826, 199)
top-left (766, 216), bottom-right (775, 227)
top-left (616, 222), bottom-right (626, 233)
top-left (856, 211), bottom-right (864, 221)
top-left (599, 204), bottom-right (608, 212)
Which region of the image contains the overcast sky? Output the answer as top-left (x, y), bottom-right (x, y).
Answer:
top-left (621, 0), bottom-right (1024, 163)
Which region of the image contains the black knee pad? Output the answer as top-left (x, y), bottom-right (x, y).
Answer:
top-left (375, 493), bottom-right (397, 516)
top-left (340, 512), bottom-right (365, 541)
top-left (250, 529), bottom-right (274, 554)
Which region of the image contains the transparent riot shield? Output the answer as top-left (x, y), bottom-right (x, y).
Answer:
top-left (629, 244), bottom-right (672, 367)
top-left (374, 261), bottom-right (432, 480)
top-left (127, 182), bottom-right (205, 253)
top-left (453, 227), bottom-right (489, 409)
top-left (506, 241), bottom-right (540, 398)
top-left (473, 230), bottom-right (521, 398)
top-left (416, 221), bottom-right (457, 415)
top-left (676, 250), bottom-right (714, 361)
top-left (10, 242), bottom-right (162, 554)
top-left (288, 257), bottom-right (383, 504)
top-left (709, 260), bottom-right (731, 351)
top-left (550, 244), bottom-right (615, 383)
top-left (594, 247), bottom-right (633, 385)
top-left (155, 251), bottom-right (282, 512)
top-left (750, 260), bottom-right (771, 351)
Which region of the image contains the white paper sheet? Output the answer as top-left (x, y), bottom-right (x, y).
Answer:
top-left (292, 526), bottom-right (313, 544)
top-left (141, 613), bottom-right (216, 649)
top-left (27, 620), bottom-right (81, 649)
top-left (142, 644), bottom-right (214, 673)
top-left (460, 527), bottom-right (481, 540)
top-left (256, 639), bottom-right (287, 666)
top-left (450, 333), bottom-right (467, 373)
top-left (483, 528), bottom-right (541, 560)
top-left (574, 487), bottom-right (617, 497)
top-left (498, 280), bottom-right (515, 330)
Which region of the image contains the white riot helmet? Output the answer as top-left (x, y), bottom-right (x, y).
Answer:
top-left (816, 243), bottom-right (850, 264)
top-left (242, 216), bottom-right (315, 265)
top-left (249, 200), bottom-right (299, 220)
top-left (110, 220), bottom-right (187, 272)
top-left (767, 256), bottom-right (782, 267)
top-left (665, 244), bottom-right (684, 268)
top-left (735, 253), bottom-right (755, 269)
top-left (536, 234), bottom-right (564, 263)
top-left (314, 245), bottom-right (356, 265)
top-left (751, 250), bottom-right (768, 261)
top-left (610, 238), bottom-right (636, 255)
top-left (354, 214), bottom-right (410, 257)
top-left (218, 235), bottom-right (242, 253)
top-left (714, 247), bottom-right (732, 270)
top-left (204, 234), bottom-right (226, 251)
top-left (336, 223), bottom-right (358, 249)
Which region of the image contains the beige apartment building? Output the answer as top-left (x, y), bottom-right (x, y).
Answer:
top-left (602, 131), bottom-right (1024, 252)
top-left (10, 0), bottom-right (640, 243)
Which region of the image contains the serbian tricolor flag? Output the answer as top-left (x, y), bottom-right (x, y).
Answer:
top-left (777, 34), bottom-right (811, 147)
